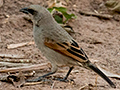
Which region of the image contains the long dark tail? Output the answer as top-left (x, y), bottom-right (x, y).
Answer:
top-left (88, 63), bottom-right (116, 88)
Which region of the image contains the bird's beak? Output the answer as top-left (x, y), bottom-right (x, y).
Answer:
top-left (20, 7), bottom-right (37, 15)
top-left (20, 7), bottom-right (30, 14)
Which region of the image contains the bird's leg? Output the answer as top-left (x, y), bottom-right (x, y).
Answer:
top-left (26, 64), bottom-right (57, 82)
top-left (26, 66), bottom-right (74, 82)
top-left (56, 66), bottom-right (74, 82)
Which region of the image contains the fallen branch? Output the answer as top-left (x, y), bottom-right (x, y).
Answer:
top-left (0, 54), bottom-right (25, 59)
top-left (79, 10), bottom-right (113, 19)
top-left (0, 63), bottom-right (51, 73)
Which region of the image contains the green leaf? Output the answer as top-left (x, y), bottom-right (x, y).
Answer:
top-left (54, 15), bottom-right (63, 24)
top-left (63, 13), bottom-right (75, 19)
top-left (54, 7), bottom-right (67, 13)
top-left (47, 7), bottom-right (76, 24)
top-left (47, 8), bottom-right (54, 13)
top-left (62, 12), bottom-right (76, 23)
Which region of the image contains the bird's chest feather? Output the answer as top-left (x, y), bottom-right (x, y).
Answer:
top-left (33, 26), bottom-right (45, 48)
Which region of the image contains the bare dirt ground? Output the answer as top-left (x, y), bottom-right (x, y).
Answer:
top-left (0, 0), bottom-right (120, 90)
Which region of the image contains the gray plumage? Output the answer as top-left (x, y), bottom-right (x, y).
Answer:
top-left (20, 5), bottom-right (116, 88)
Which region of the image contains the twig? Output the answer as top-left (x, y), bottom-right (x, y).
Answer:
top-left (0, 58), bottom-right (31, 63)
top-left (79, 84), bottom-right (89, 90)
top-left (23, 82), bottom-right (43, 86)
top-left (7, 41), bottom-right (34, 49)
top-left (0, 63), bottom-right (51, 73)
top-left (79, 10), bottom-right (113, 19)
top-left (23, 78), bottom-right (53, 86)
top-left (95, 75), bottom-right (98, 88)
top-left (79, 84), bottom-right (94, 90)
top-left (0, 61), bottom-right (29, 67)
top-left (0, 54), bottom-right (25, 59)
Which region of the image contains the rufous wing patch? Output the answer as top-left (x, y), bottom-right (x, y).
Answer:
top-left (44, 38), bottom-right (88, 63)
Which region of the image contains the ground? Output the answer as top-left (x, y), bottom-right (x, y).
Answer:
top-left (0, 0), bottom-right (120, 90)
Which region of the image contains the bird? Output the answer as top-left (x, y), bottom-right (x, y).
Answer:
top-left (20, 5), bottom-right (116, 88)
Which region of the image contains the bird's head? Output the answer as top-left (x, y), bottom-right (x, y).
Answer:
top-left (20, 5), bottom-right (52, 25)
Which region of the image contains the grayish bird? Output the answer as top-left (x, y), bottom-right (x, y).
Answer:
top-left (20, 5), bottom-right (116, 88)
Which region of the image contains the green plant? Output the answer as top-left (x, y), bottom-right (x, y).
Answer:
top-left (48, 7), bottom-right (76, 24)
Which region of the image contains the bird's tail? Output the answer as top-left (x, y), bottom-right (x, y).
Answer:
top-left (88, 62), bottom-right (116, 88)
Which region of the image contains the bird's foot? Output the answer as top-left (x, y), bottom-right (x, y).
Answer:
top-left (55, 78), bottom-right (68, 82)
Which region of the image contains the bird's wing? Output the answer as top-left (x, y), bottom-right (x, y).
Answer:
top-left (44, 38), bottom-right (89, 63)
